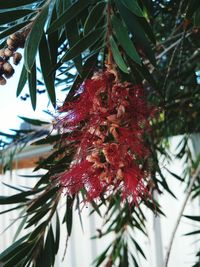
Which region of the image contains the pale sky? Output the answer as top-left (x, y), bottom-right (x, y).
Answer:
top-left (0, 60), bottom-right (64, 134)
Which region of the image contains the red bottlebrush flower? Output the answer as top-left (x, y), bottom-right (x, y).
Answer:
top-left (57, 71), bottom-right (154, 204)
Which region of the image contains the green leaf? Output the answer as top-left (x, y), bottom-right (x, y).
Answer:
top-left (44, 225), bottom-right (55, 266)
top-left (13, 215), bottom-right (27, 241)
top-left (61, 27), bottom-right (105, 63)
top-left (116, 0), bottom-right (156, 66)
top-left (47, 0), bottom-right (90, 34)
top-left (0, 9), bottom-right (34, 26)
top-left (25, 207), bottom-right (50, 228)
top-left (65, 19), bottom-right (83, 75)
top-left (0, 234), bottom-right (29, 261)
top-left (64, 52), bottom-right (98, 102)
top-left (16, 65), bottom-right (28, 97)
top-left (55, 212), bottom-right (60, 254)
top-left (184, 215), bottom-right (200, 222)
top-left (84, 1), bottom-right (106, 35)
top-left (0, 0), bottom-right (39, 9)
top-left (27, 62), bottom-right (37, 110)
top-left (186, 0), bottom-right (200, 19)
top-left (121, 0), bottom-right (144, 17)
top-left (131, 238), bottom-right (146, 259)
top-left (184, 230), bottom-right (200, 236)
top-left (18, 116), bottom-right (49, 126)
top-left (47, 4), bottom-right (59, 66)
top-left (39, 33), bottom-right (56, 107)
top-left (24, 4), bottom-right (49, 72)
top-left (109, 35), bottom-right (129, 73)
top-left (0, 21), bottom-right (30, 39)
top-left (111, 15), bottom-right (141, 65)
top-left (194, 8), bottom-right (200, 27)
top-left (0, 205), bottom-right (24, 215)
top-left (27, 187), bottom-right (59, 212)
top-left (66, 196), bottom-right (73, 236)
top-left (3, 243), bottom-right (33, 267)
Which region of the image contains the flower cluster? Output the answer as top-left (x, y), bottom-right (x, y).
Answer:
top-left (58, 71), bottom-right (153, 203)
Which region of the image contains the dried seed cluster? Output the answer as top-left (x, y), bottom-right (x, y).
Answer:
top-left (0, 32), bottom-right (25, 85)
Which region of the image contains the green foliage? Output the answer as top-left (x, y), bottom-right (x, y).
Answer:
top-left (0, 0), bottom-right (200, 266)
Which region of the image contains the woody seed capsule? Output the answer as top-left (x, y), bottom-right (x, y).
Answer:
top-left (0, 49), bottom-right (5, 58)
top-left (6, 38), bottom-right (16, 48)
top-left (3, 62), bottom-right (14, 78)
top-left (4, 48), bottom-right (13, 57)
top-left (13, 52), bottom-right (22, 65)
top-left (10, 32), bottom-right (25, 48)
top-left (0, 76), bottom-right (7, 85)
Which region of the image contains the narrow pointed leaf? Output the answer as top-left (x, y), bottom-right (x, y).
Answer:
top-left (84, 1), bottom-right (106, 35)
top-left (116, 0), bottom-right (156, 66)
top-left (109, 36), bottom-right (129, 73)
top-left (47, 0), bottom-right (90, 34)
top-left (18, 116), bottom-right (49, 126)
top-left (39, 33), bottom-right (56, 107)
top-left (61, 27), bottom-right (105, 63)
top-left (28, 63), bottom-right (37, 110)
top-left (24, 4), bottom-right (49, 72)
top-left (0, 21), bottom-right (30, 39)
top-left (16, 65), bottom-right (28, 97)
top-left (0, 0), bottom-right (39, 9)
top-left (112, 15), bottom-right (141, 65)
top-left (0, 9), bottom-right (34, 26)
top-left (121, 0), bottom-right (144, 17)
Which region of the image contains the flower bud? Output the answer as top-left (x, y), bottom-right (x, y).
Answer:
top-left (13, 52), bottom-right (22, 65)
top-left (0, 76), bottom-right (6, 85)
top-left (4, 48), bottom-right (13, 57)
top-left (3, 62), bottom-right (14, 78)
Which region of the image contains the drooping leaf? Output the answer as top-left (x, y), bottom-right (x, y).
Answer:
top-left (0, 0), bottom-right (39, 9)
top-left (61, 27), bottom-right (106, 63)
top-left (111, 14), bottom-right (141, 65)
top-left (186, 0), bottom-right (200, 19)
top-left (116, 0), bottom-right (156, 66)
top-left (18, 116), bottom-right (49, 126)
top-left (109, 35), bottom-right (129, 73)
top-left (0, 9), bottom-right (35, 26)
top-left (184, 215), bottom-right (200, 222)
top-left (39, 33), bottom-right (56, 107)
top-left (0, 234), bottom-right (29, 262)
top-left (84, 1), bottom-right (106, 35)
top-left (27, 62), bottom-right (37, 110)
top-left (24, 3), bottom-right (49, 72)
top-left (47, 0), bottom-right (91, 34)
top-left (66, 196), bottom-right (74, 236)
top-left (0, 21), bottom-right (30, 40)
top-left (16, 65), bottom-right (28, 97)
top-left (65, 19), bottom-right (83, 75)
top-left (121, 0), bottom-right (144, 17)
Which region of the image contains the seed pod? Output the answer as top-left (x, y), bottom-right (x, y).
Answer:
top-left (10, 32), bottom-right (25, 48)
top-left (10, 32), bottom-right (24, 42)
top-left (3, 62), bottom-right (14, 79)
top-left (13, 52), bottom-right (22, 65)
top-left (4, 48), bottom-right (13, 57)
top-left (0, 76), bottom-right (6, 85)
top-left (0, 49), bottom-right (5, 58)
top-left (6, 38), bottom-right (16, 49)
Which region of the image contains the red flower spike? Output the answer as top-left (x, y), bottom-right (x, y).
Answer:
top-left (57, 71), bottom-right (154, 204)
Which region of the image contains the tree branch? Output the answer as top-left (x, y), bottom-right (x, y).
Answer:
top-left (164, 163), bottom-right (200, 266)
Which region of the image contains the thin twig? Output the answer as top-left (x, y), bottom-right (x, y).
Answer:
top-left (165, 163), bottom-right (200, 266)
